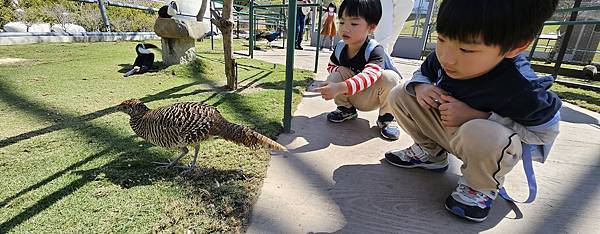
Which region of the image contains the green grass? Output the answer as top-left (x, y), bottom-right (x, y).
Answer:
top-left (0, 39), bottom-right (313, 233)
top-left (551, 83), bottom-right (600, 112)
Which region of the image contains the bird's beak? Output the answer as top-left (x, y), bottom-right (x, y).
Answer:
top-left (144, 43), bottom-right (158, 49)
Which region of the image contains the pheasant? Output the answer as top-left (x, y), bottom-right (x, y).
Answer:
top-left (117, 99), bottom-right (287, 170)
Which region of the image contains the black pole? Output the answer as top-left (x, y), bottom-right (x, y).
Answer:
top-left (283, 0), bottom-right (297, 133)
top-left (528, 30), bottom-right (542, 60)
top-left (553, 0), bottom-right (582, 79)
top-left (282, 0), bottom-right (286, 48)
top-left (314, 2), bottom-right (322, 73)
top-left (97, 0), bottom-right (111, 32)
top-left (210, 0), bottom-right (215, 50)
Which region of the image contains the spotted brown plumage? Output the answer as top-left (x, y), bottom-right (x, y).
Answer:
top-left (117, 99), bottom-right (287, 170)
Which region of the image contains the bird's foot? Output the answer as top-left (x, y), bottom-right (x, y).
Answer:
top-left (178, 162), bottom-right (197, 174)
top-left (152, 160), bottom-right (178, 169)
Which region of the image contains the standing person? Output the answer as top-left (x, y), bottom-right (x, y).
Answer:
top-left (384, 0), bottom-right (560, 222)
top-left (374, 0), bottom-right (414, 54)
top-left (319, 2), bottom-right (337, 51)
top-left (295, 0), bottom-right (312, 50)
top-left (314, 0), bottom-right (402, 140)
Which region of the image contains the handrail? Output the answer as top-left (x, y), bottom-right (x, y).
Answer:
top-left (544, 20), bottom-right (600, 25)
top-left (555, 5), bottom-right (600, 13)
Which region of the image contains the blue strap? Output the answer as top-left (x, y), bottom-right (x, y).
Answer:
top-left (499, 143), bottom-right (537, 203)
top-left (334, 40), bottom-right (345, 62)
top-left (364, 39), bottom-right (379, 61)
top-left (335, 39), bottom-right (402, 78)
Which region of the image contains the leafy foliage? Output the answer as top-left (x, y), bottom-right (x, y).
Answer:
top-left (1, 0), bottom-right (161, 32)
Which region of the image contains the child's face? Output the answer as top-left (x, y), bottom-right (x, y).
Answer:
top-left (435, 34), bottom-right (512, 79)
top-left (338, 12), bottom-right (377, 45)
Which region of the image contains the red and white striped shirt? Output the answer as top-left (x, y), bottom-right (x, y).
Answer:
top-left (327, 60), bottom-right (339, 73)
top-left (343, 63), bottom-right (383, 95)
top-left (327, 40), bottom-right (387, 96)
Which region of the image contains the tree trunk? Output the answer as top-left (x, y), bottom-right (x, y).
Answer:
top-left (197, 0), bottom-right (208, 22)
top-left (211, 0), bottom-right (236, 90)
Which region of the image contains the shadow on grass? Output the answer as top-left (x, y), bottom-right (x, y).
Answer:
top-left (0, 81), bottom-right (210, 149)
top-left (116, 61), bottom-right (167, 74)
top-left (0, 56), bottom-right (292, 231)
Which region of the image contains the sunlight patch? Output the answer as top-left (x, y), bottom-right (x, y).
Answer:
top-left (0, 58), bottom-right (32, 66)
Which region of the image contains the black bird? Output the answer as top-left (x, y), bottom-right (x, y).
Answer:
top-left (158, 1), bottom-right (178, 18)
top-left (256, 28), bottom-right (283, 47)
top-left (124, 43), bottom-right (159, 77)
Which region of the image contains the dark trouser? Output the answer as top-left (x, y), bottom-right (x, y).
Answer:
top-left (295, 13), bottom-right (306, 47)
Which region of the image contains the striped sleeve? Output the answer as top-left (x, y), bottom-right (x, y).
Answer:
top-left (343, 63), bottom-right (383, 95)
top-left (327, 60), bottom-right (339, 73)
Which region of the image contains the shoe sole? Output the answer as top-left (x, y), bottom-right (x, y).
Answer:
top-left (385, 157), bottom-right (448, 172)
top-left (328, 114), bottom-right (358, 123)
top-left (380, 130), bottom-right (399, 140)
top-left (444, 204), bottom-right (487, 222)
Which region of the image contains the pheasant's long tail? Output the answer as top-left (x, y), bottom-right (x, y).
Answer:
top-left (217, 121), bottom-right (287, 152)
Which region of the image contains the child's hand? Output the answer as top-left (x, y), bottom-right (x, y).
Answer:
top-left (336, 66), bottom-right (355, 79)
top-left (438, 95), bottom-right (491, 127)
top-left (414, 83), bottom-right (447, 109)
top-left (314, 82), bottom-right (346, 100)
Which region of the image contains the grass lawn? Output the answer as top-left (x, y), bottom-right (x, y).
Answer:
top-left (0, 39), bottom-right (313, 233)
top-left (551, 83), bottom-right (600, 113)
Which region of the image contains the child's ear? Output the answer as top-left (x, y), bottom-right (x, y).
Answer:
top-left (504, 40), bottom-right (532, 58)
top-left (368, 24), bottom-right (378, 34)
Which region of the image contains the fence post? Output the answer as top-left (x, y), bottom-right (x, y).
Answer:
top-left (97, 0), bottom-right (111, 32)
top-left (314, 1), bottom-right (322, 73)
top-left (553, 0), bottom-right (582, 79)
top-left (283, 0), bottom-right (297, 133)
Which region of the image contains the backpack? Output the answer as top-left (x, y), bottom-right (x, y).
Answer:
top-left (334, 39), bottom-right (402, 77)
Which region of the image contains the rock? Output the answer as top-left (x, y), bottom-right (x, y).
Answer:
top-left (154, 17), bottom-right (208, 65)
top-left (154, 18), bottom-right (207, 40)
top-left (28, 23), bottom-right (51, 32)
top-left (161, 37), bottom-right (196, 65)
top-left (582, 65), bottom-right (598, 80)
top-left (3, 22), bottom-right (27, 32)
top-left (51, 24), bottom-right (86, 33)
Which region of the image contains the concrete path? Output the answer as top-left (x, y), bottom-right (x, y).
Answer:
top-left (241, 44), bottom-right (600, 233)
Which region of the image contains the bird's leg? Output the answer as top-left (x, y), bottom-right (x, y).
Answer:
top-left (181, 144), bottom-right (200, 173)
top-left (153, 147), bottom-right (188, 169)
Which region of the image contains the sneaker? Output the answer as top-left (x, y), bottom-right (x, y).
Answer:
top-left (384, 144), bottom-right (448, 172)
top-left (296, 45), bottom-right (304, 50)
top-left (377, 113), bottom-right (400, 140)
top-left (327, 106), bottom-right (357, 123)
top-left (445, 182), bottom-right (497, 222)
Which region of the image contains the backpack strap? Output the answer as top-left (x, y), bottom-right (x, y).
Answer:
top-left (498, 113), bottom-right (560, 203)
top-left (334, 40), bottom-right (346, 62)
top-left (365, 39), bottom-right (402, 77)
top-left (364, 39), bottom-right (379, 61)
top-left (335, 39), bottom-right (402, 78)
top-left (499, 143), bottom-right (537, 203)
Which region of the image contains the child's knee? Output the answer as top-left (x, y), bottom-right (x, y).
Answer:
top-left (454, 119), bottom-right (520, 155)
top-left (377, 70), bottom-right (400, 89)
top-left (326, 72), bottom-right (345, 83)
top-left (387, 84), bottom-right (409, 107)
top-left (388, 81), bottom-right (413, 102)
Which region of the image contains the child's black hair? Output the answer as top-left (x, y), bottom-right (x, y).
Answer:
top-left (436, 0), bottom-right (559, 54)
top-left (327, 2), bottom-right (337, 13)
top-left (338, 0), bottom-right (382, 25)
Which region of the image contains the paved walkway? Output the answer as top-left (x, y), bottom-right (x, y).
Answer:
top-left (240, 44), bottom-right (600, 233)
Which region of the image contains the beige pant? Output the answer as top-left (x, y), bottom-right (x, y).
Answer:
top-left (327, 70), bottom-right (400, 115)
top-left (388, 83), bottom-right (522, 191)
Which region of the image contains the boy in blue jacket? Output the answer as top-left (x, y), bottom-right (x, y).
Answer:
top-left (384, 0), bottom-right (561, 222)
